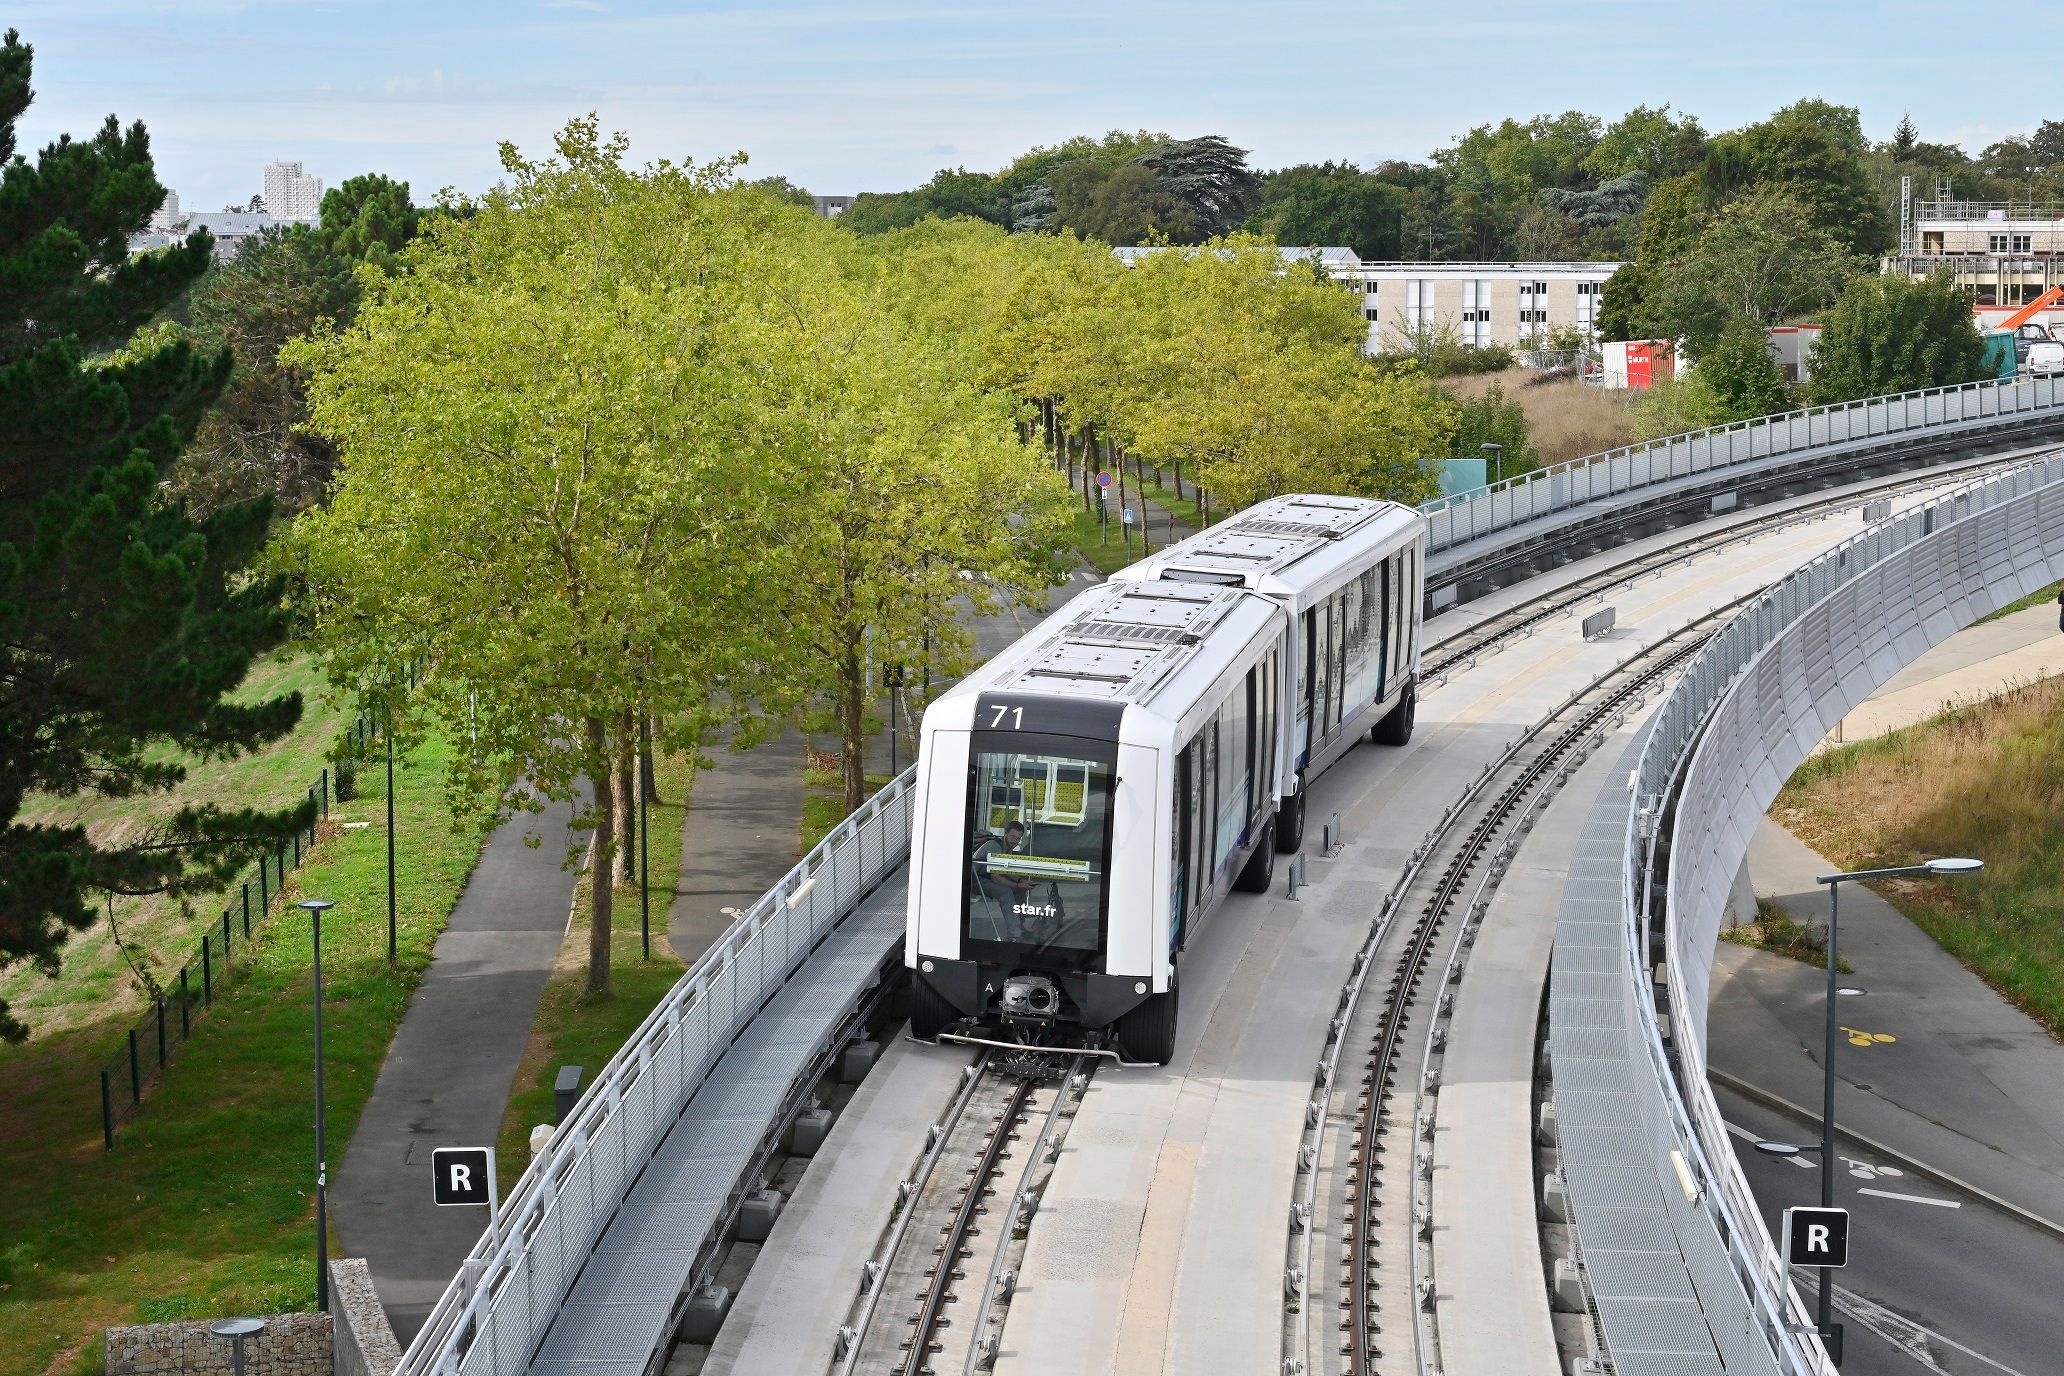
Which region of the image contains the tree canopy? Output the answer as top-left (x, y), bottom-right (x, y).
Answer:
top-left (0, 27), bottom-right (305, 1041)
top-left (1807, 271), bottom-right (1992, 404)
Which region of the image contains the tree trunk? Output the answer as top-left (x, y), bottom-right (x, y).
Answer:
top-left (584, 714), bottom-right (615, 999)
top-left (640, 715), bottom-right (660, 803)
top-left (840, 631), bottom-right (868, 814)
top-left (614, 710), bottom-right (637, 887)
top-left (1173, 460), bottom-right (1184, 500)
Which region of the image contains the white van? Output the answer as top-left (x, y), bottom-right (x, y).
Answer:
top-left (2027, 339), bottom-right (2064, 378)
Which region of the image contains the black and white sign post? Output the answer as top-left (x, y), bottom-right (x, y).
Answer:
top-left (432, 1146), bottom-right (500, 1231)
top-left (1785, 1204), bottom-right (1850, 1362)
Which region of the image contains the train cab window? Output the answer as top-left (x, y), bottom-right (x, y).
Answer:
top-left (964, 738), bottom-right (1114, 962)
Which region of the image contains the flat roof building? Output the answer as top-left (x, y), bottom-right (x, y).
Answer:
top-left (1888, 183), bottom-right (2064, 328)
top-left (1113, 246), bottom-right (1621, 354)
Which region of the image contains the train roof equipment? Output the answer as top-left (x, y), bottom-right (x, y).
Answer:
top-left (931, 579), bottom-right (1282, 723)
top-left (1110, 494), bottom-right (1424, 609)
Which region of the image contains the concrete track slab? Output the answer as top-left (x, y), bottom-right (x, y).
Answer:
top-left (332, 790), bottom-right (588, 1343)
top-left (704, 1036), bottom-right (972, 1376)
top-left (1711, 818), bottom-right (2064, 1229)
top-left (1430, 717), bottom-right (1644, 1376)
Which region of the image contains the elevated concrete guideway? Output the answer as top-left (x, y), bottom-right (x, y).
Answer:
top-left (393, 383), bottom-right (2064, 1376)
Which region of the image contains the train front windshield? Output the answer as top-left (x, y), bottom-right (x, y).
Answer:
top-left (963, 740), bottom-right (1114, 965)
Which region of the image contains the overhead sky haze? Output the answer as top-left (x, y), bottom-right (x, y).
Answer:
top-left (12, 1), bottom-right (2057, 214)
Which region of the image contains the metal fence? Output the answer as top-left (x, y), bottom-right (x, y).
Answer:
top-left (1611, 448), bottom-right (2064, 1373)
top-left (395, 768), bottom-right (917, 1376)
top-left (96, 712), bottom-right (387, 1148)
top-left (1422, 374), bottom-right (2064, 554)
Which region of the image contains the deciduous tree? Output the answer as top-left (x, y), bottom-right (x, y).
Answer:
top-left (1807, 271), bottom-right (1991, 405)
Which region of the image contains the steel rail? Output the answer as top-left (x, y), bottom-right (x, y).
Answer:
top-left (836, 1050), bottom-right (991, 1376)
top-left (900, 1078), bottom-right (1036, 1376)
top-left (961, 1059), bottom-right (1089, 1375)
top-left (1290, 595), bottom-right (1750, 1376)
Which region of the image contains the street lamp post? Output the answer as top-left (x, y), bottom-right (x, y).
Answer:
top-left (298, 898), bottom-right (337, 1311)
top-left (385, 718), bottom-right (397, 965)
top-left (1481, 441), bottom-right (1504, 486)
top-left (1755, 856), bottom-right (1982, 1366)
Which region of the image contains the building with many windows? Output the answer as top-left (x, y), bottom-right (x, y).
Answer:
top-left (1112, 246), bottom-right (1620, 354)
top-left (262, 160), bottom-right (324, 222)
top-left (1888, 184), bottom-right (2064, 330)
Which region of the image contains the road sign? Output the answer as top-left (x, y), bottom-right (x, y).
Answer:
top-left (432, 1146), bottom-right (496, 1208)
top-left (1122, 507), bottom-right (1135, 525)
top-left (1095, 470), bottom-right (1113, 488)
top-left (1782, 1206), bottom-right (1849, 1267)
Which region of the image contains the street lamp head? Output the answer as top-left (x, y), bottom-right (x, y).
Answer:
top-left (1480, 442), bottom-right (1502, 454)
top-left (1924, 857), bottom-right (1983, 875)
top-left (296, 898), bottom-right (335, 914)
top-left (1751, 1140), bottom-right (1819, 1157)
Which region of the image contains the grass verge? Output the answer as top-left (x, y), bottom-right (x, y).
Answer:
top-left (1774, 675), bottom-right (2064, 1037)
top-left (1440, 369), bottom-right (1641, 465)
top-left (494, 750), bottom-right (699, 1187)
top-left (802, 754), bottom-right (891, 851)
top-left (1977, 579), bottom-right (2061, 625)
top-left (3, 650), bottom-right (359, 1039)
top-left (1721, 898), bottom-right (1850, 971)
top-left (0, 728), bottom-right (489, 1376)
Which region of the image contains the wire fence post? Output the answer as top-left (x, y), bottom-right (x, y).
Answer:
top-left (201, 939), bottom-right (212, 1006)
top-left (101, 1070), bottom-right (114, 1151)
top-left (179, 969), bottom-right (191, 1037)
top-left (223, 910), bottom-right (232, 964)
top-left (242, 881), bottom-right (251, 937)
top-left (129, 1027), bottom-right (142, 1105)
top-left (321, 768), bottom-right (330, 816)
top-left (259, 860), bottom-right (268, 915)
top-left (293, 828), bottom-right (301, 867)
top-left (155, 1000), bottom-right (166, 1068)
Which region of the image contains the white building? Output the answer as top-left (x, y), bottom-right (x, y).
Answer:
top-left (129, 210), bottom-right (278, 260)
top-left (262, 161), bottom-right (323, 222)
top-left (1112, 246), bottom-right (1621, 354)
top-left (147, 190), bottom-right (182, 233)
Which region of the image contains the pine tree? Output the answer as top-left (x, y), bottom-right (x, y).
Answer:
top-left (0, 28), bottom-right (307, 1042)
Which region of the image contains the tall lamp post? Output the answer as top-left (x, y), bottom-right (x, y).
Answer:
top-left (298, 898), bottom-right (337, 1311)
top-left (1481, 441), bottom-right (1504, 487)
top-left (1754, 856), bottom-right (1982, 1366)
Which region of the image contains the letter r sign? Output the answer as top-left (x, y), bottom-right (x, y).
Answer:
top-left (432, 1146), bottom-right (495, 1208)
top-left (1781, 1206), bottom-right (1849, 1267)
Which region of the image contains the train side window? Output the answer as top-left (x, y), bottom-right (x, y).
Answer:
top-left (1313, 601), bottom-right (1332, 739)
top-left (1329, 593), bottom-right (1346, 732)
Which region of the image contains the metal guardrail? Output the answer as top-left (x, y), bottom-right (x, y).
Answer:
top-left (1422, 375), bottom-right (2064, 554)
top-left (1612, 449), bottom-right (2064, 1373)
top-left (395, 768), bottom-right (916, 1376)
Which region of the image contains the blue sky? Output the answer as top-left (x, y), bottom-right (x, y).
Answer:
top-left (11, 1), bottom-right (2059, 213)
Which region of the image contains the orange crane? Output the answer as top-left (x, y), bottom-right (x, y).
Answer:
top-left (1995, 283), bottom-right (2064, 334)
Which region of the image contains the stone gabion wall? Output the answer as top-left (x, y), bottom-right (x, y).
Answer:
top-left (330, 1259), bottom-right (401, 1376)
top-left (104, 1310), bottom-right (331, 1376)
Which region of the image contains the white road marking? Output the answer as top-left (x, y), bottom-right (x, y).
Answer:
top-left (1857, 1186), bottom-right (1961, 1209)
top-left (1723, 1119), bottom-right (1815, 1167)
top-left (1803, 1272), bottom-right (2036, 1376)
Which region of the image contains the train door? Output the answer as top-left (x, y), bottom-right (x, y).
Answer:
top-left (1299, 608), bottom-right (1316, 764)
top-left (1376, 559), bottom-right (1390, 702)
top-left (1172, 749), bottom-right (1191, 952)
top-left (1311, 604), bottom-right (1331, 751)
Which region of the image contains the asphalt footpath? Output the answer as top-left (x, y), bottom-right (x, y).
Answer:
top-left (1710, 818), bottom-right (2064, 1235)
top-left (1817, 601), bottom-right (2064, 748)
top-left (330, 784), bottom-right (590, 1343)
top-left (664, 727), bottom-right (805, 969)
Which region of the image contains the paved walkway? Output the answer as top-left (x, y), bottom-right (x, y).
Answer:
top-left (331, 785), bottom-right (589, 1343)
top-left (1709, 818), bottom-right (2064, 1229)
top-left (665, 729), bottom-right (804, 968)
top-left (1820, 601), bottom-right (2064, 748)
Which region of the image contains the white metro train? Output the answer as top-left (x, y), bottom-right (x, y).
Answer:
top-left (904, 495), bottom-right (1426, 1063)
